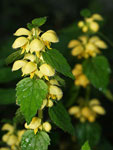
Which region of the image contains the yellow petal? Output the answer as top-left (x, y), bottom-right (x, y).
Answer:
top-left (31, 28), bottom-right (42, 36)
top-left (12, 37), bottom-right (28, 49)
top-left (71, 45), bottom-right (84, 56)
top-left (2, 133), bottom-right (10, 143)
top-left (14, 28), bottom-right (31, 36)
top-left (72, 64), bottom-right (82, 77)
top-left (82, 26), bottom-right (88, 32)
top-left (25, 117), bottom-right (41, 129)
top-left (92, 14), bottom-right (103, 21)
top-left (86, 42), bottom-right (97, 51)
top-left (22, 62), bottom-right (37, 75)
top-left (24, 53), bottom-right (36, 62)
top-left (30, 39), bottom-right (44, 53)
top-left (7, 135), bottom-right (18, 146)
top-left (47, 99), bottom-right (53, 107)
top-left (92, 105), bottom-right (106, 115)
top-left (2, 123), bottom-right (14, 133)
top-left (35, 70), bottom-right (43, 78)
top-left (68, 40), bottom-right (80, 48)
top-left (89, 36), bottom-right (100, 43)
top-left (89, 99), bottom-right (100, 106)
top-left (75, 74), bottom-right (89, 87)
top-left (40, 64), bottom-right (55, 77)
top-left (17, 130), bottom-right (25, 143)
top-left (81, 107), bottom-right (91, 118)
top-left (94, 40), bottom-right (107, 49)
top-left (49, 79), bottom-right (59, 86)
top-left (41, 30), bottom-right (59, 43)
top-left (41, 99), bottom-right (47, 109)
top-left (69, 106), bottom-right (80, 115)
top-left (49, 85), bottom-right (63, 100)
top-left (42, 122), bottom-right (52, 132)
top-left (12, 60), bottom-right (27, 71)
top-left (78, 21), bottom-right (84, 28)
top-left (79, 36), bottom-right (88, 44)
top-left (89, 21), bottom-right (99, 32)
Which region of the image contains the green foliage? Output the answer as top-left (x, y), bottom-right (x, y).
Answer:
top-left (16, 78), bottom-right (48, 124)
top-left (5, 50), bottom-right (23, 65)
top-left (21, 130), bottom-right (50, 150)
top-left (0, 88), bottom-right (15, 105)
top-left (80, 9), bottom-right (91, 17)
top-left (13, 108), bottom-right (25, 125)
top-left (75, 122), bottom-right (101, 146)
top-left (54, 75), bottom-right (65, 86)
top-left (42, 49), bottom-right (74, 79)
top-left (32, 17), bottom-right (47, 27)
top-left (49, 102), bottom-right (75, 135)
top-left (81, 141), bottom-right (91, 150)
top-left (83, 56), bottom-right (111, 90)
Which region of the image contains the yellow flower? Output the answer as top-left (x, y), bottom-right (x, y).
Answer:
top-left (89, 21), bottom-right (99, 32)
top-left (12, 60), bottom-right (27, 71)
top-left (72, 64), bottom-right (82, 77)
top-left (71, 45), bottom-right (84, 56)
top-left (46, 99), bottom-right (54, 107)
top-left (94, 40), bottom-right (107, 49)
top-left (68, 40), bottom-right (81, 48)
top-left (92, 14), bottom-right (103, 21)
top-left (22, 62), bottom-right (37, 75)
top-left (69, 106), bottom-right (80, 115)
top-left (2, 133), bottom-right (17, 146)
top-left (49, 79), bottom-right (59, 86)
top-left (75, 74), bottom-right (89, 87)
top-left (14, 28), bottom-right (31, 36)
top-left (42, 122), bottom-right (52, 132)
top-left (39, 64), bottom-right (55, 77)
top-left (30, 39), bottom-right (45, 53)
top-left (41, 30), bottom-right (59, 43)
top-left (91, 105), bottom-right (106, 115)
top-left (49, 85), bottom-right (63, 100)
top-left (25, 117), bottom-right (41, 134)
top-left (12, 37), bottom-right (28, 49)
top-left (78, 21), bottom-right (84, 28)
top-left (82, 26), bottom-right (88, 32)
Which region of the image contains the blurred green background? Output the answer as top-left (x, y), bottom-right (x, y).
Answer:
top-left (1, 0), bottom-right (113, 150)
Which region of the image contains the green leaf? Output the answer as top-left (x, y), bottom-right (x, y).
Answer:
top-left (32, 17), bottom-right (47, 27)
top-left (13, 108), bottom-right (25, 125)
top-left (83, 56), bottom-right (111, 90)
top-left (54, 75), bottom-right (65, 86)
top-left (5, 50), bottom-right (23, 65)
top-left (0, 88), bottom-right (15, 105)
top-left (80, 9), bottom-right (91, 17)
top-left (75, 122), bottom-right (101, 146)
top-left (81, 141), bottom-right (91, 150)
top-left (16, 78), bottom-right (48, 124)
top-left (21, 130), bottom-right (50, 150)
top-left (27, 23), bottom-right (35, 30)
top-left (49, 102), bottom-right (75, 135)
top-left (42, 49), bottom-right (74, 79)
top-left (0, 67), bottom-right (21, 83)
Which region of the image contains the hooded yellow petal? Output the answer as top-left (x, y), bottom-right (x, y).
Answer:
top-left (22, 62), bottom-right (37, 75)
top-left (25, 117), bottom-right (41, 129)
top-left (89, 36), bottom-right (100, 43)
top-left (92, 14), bottom-right (103, 21)
top-left (12, 37), bottom-right (28, 49)
top-left (89, 22), bottom-right (99, 32)
top-left (2, 123), bottom-right (14, 133)
top-left (68, 40), bottom-right (80, 48)
top-left (49, 79), bottom-right (60, 86)
top-left (12, 60), bottom-right (27, 71)
top-left (30, 39), bottom-right (44, 53)
top-left (89, 99), bottom-right (100, 106)
top-left (92, 105), bottom-right (106, 115)
top-left (14, 28), bottom-right (31, 36)
top-left (24, 53), bottom-right (36, 62)
top-left (94, 40), bottom-right (107, 49)
top-left (49, 85), bottom-right (63, 100)
top-left (40, 64), bottom-right (55, 77)
top-left (71, 45), bottom-right (84, 56)
top-left (69, 106), bottom-right (80, 115)
top-left (41, 30), bottom-right (59, 43)
top-left (7, 135), bottom-right (18, 146)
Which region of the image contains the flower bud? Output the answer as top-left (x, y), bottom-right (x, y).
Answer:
top-left (40, 64), bottom-right (55, 77)
top-left (12, 37), bottom-right (28, 49)
top-left (78, 21), bottom-right (84, 28)
top-left (41, 30), bottom-right (59, 43)
top-left (42, 122), bottom-right (52, 132)
top-left (82, 26), bottom-right (88, 32)
top-left (90, 22), bottom-right (99, 32)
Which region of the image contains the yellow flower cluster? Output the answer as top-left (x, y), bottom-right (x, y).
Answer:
top-left (69, 99), bottom-right (105, 122)
top-left (68, 35), bottom-right (107, 59)
top-left (12, 27), bottom-right (59, 79)
top-left (78, 13), bottom-right (103, 32)
top-left (72, 64), bottom-right (89, 87)
top-left (25, 117), bottom-right (52, 134)
top-left (1, 123), bottom-right (25, 150)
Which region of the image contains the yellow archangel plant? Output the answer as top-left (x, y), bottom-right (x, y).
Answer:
top-left (5, 17), bottom-right (74, 150)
